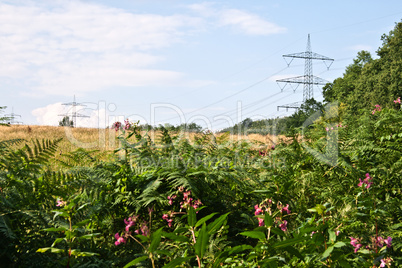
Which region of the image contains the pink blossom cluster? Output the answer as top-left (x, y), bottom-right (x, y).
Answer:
top-left (254, 199), bottom-right (289, 231)
top-left (124, 119), bottom-right (131, 130)
top-left (372, 104), bottom-right (382, 115)
top-left (358, 173), bottom-right (373, 189)
top-left (350, 237), bottom-right (363, 253)
top-left (374, 236), bottom-right (392, 249)
top-left (114, 214), bottom-right (149, 246)
top-left (56, 198), bottom-right (67, 207)
top-left (326, 122), bottom-right (347, 132)
top-left (179, 190), bottom-right (202, 210)
top-left (394, 97), bottom-right (401, 104)
top-left (162, 212), bottom-right (174, 227)
top-left (379, 257), bottom-right (393, 267)
top-left (162, 187), bottom-right (202, 228)
top-left (112, 121), bottom-right (122, 131)
top-left (350, 236), bottom-right (392, 254)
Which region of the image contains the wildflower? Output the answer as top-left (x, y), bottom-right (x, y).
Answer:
top-left (279, 220), bottom-right (287, 231)
top-left (350, 237), bottom-right (362, 253)
top-left (271, 144), bottom-right (275, 150)
top-left (335, 230), bottom-right (340, 236)
top-left (114, 233), bottom-right (126, 246)
top-left (56, 198), bottom-right (67, 207)
top-left (140, 222), bottom-right (149, 236)
top-left (183, 190), bottom-right (191, 199)
top-left (259, 150), bottom-right (266, 156)
top-left (372, 104), bottom-right (382, 115)
top-left (394, 97), bottom-right (401, 104)
top-left (124, 119), bottom-right (131, 130)
top-left (167, 195), bottom-right (177, 205)
top-left (357, 173), bottom-right (373, 189)
top-left (325, 127), bottom-right (329, 132)
top-left (254, 204), bottom-right (263, 216)
top-left (380, 257), bottom-right (393, 267)
top-left (112, 121), bottom-right (122, 131)
top-left (258, 218), bottom-right (264, 227)
top-left (124, 217), bottom-right (136, 232)
top-left (384, 236), bottom-right (392, 248)
top-left (281, 204), bottom-right (291, 214)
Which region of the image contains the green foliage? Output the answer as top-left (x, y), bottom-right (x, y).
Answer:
top-left (323, 21), bottom-right (402, 114)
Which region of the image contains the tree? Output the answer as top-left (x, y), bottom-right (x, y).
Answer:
top-left (0, 106), bottom-right (11, 126)
top-left (323, 21), bottom-right (402, 114)
top-left (59, 116), bottom-right (74, 127)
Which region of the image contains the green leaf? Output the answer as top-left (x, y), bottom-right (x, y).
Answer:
top-left (78, 233), bottom-right (101, 240)
top-left (51, 238), bottom-right (65, 247)
top-left (333, 241), bottom-right (346, 248)
top-left (328, 229), bottom-right (336, 243)
top-left (123, 255), bottom-right (148, 268)
top-left (149, 227), bottom-right (163, 253)
top-left (162, 257), bottom-right (193, 268)
top-left (36, 247), bottom-right (65, 254)
top-left (195, 212), bottom-right (217, 228)
top-left (207, 212), bottom-right (229, 235)
top-left (272, 237), bottom-right (307, 249)
top-left (194, 223), bottom-right (209, 259)
top-left (187, 206), bottom-right (197, 227)
top-left (240, 231), bottom-right (266, 241)
top-left (322, 245), bottom-right (334, 259)
top-left (264, 213), bottom-right (274, 227)
top-left (72, 219), bottom-right (91, 228)
top-left (43, 227), bottom-right (68, 232)
top-left (284, 246), bottom-right (303, 259)
top-left (70, 250), bottom-right (99, 257)
top-left (155, 249), bottom-right (171, 256)
top-left (162, 232), bottom-right (189, 242)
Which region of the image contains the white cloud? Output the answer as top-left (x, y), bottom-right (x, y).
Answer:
top-left (0, 1), bottom-right (201, 96)
top-left (187, 3), bottom-right (286, 36)
top-left (32, 102), bottom-right (65, 126)
top-left (219, 9), bottom-right (286, 36)
top-left (347, 45), bottom-right (373, 51)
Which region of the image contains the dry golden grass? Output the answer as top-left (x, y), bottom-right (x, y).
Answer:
top-left (0, 125), bottom-right (280, 155)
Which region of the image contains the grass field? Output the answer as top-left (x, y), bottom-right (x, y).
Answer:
top-left (0, 124), bottom-right (278, 154)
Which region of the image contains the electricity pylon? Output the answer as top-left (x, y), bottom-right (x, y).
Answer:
top-left (276, 34), bottom-right (334, 111)
top-left (58, 95), bottom-right (89, 127)
top-left (5, 107), bottom-right (22, 125)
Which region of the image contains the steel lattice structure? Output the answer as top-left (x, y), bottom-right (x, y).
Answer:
top-left (276, 34), bottom-right (334, 110)
top-left (58, 95), bottom-right (89, 127)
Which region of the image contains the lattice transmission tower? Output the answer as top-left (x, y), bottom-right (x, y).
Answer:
top-left (5, 107), bottom-right (22, 125)
top-left (276, 34), bottom-right (334, 111)
top-left (58, 95), bottom-right (89, 127)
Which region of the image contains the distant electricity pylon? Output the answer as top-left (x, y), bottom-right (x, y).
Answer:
top-left (5, 107), bottom-right (22, 125)
top-left (58, 95), bottom-right (89, 127)
top-left (276, 34), bottom-right (334, 111)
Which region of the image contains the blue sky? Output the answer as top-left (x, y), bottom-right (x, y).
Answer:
top-left (1, 0), bottom-right (402, 130)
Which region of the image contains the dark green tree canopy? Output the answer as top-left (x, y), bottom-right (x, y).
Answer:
top-left (323, 21), bottom-right (402, 114)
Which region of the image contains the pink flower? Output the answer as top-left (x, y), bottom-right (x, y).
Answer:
top-left (56, 199), bottom-right (67, 207)
top-left (380, 257), bottom-right (393, 267)
top-left (254, 205), bottom-right (263, 215)
top-left (167, 195), bottom-right (176, 205)
top-left (258, 218), bottom-right (264, 227)
top-left (279, 220), bottom-right (287, 231)
top-left (350, 237), bottom-right (362, 253)
top-left (325, 127), bottom-right (329, 132)
top-left (335, 230), bottom-right (340, 236)
top-left (183, 190), bottom-right (191, 199)
top-left (114, 233), bottom-right (126, 246)
top-left (357, 173), bottom-right (373, 189)
top-left (162, 214), bottom-right (169, 220)
top-left (384, 236), bottom-right (392, 248)
top-left (281, 204), bottom-right (291, 214)
top-left (394, 97), bottom-right (401, 104)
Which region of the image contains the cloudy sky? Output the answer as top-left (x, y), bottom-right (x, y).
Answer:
top-left (1, 0), bottom-right (402, 130)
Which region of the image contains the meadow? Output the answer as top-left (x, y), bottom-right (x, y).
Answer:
top-left (1, 101), bottom-right (401, 267)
